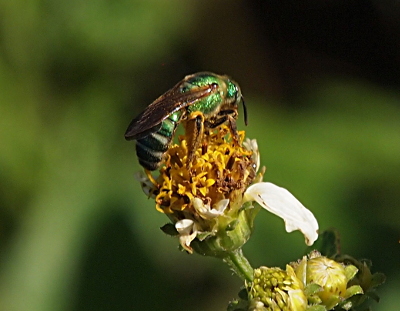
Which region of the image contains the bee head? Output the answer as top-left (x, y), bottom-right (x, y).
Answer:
top-left (227, 79), bottom-right (247, 126)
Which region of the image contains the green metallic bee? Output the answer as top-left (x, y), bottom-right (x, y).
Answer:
top-left (124, 72), bottom-right (247, 171)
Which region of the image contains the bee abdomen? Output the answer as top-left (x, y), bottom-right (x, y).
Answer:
top-left (135, 125), bottom-right (175, 171)
top-left (136, 139), bottom-right (165, 171)
top-left (138, 132), bottom-right (170, 152)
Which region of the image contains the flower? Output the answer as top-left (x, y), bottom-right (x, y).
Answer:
top-left (137, 123), bottom-right (319, 255)
top-left (248, 265), bottom-right (307, 311)
top-left (292, 251), bottom-right (363, 310)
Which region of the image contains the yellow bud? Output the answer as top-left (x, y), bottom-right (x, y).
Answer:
top-left (306, 256), bottom-right (347, 307)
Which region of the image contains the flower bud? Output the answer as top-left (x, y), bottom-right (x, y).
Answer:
top-left (293, 252), bottom-right (363, 310)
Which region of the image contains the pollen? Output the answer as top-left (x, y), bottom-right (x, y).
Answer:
top-left (153, 124), bottom-right (256, 219)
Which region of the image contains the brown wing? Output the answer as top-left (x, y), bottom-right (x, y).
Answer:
top-left (125, 82), bottom-right (217, 140)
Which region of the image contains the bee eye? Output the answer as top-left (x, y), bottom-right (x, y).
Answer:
top-left (234, 90), bottom-right (240, 103)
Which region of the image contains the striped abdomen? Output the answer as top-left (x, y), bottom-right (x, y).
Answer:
top-left (135, 113), bottom-right (180, 171)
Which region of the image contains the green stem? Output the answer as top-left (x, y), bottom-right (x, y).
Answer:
top-left (222, 248), bottom-right (254, 282)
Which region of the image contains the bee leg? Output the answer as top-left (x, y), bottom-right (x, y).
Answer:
top-left (227, 115), bottom-right (240, 145)
top-left (210, 114), bottom-right (240, 146)
top-left (205, 110), bottom-right (240, 145)
top-left (185, 111), bottom-right (205, 166)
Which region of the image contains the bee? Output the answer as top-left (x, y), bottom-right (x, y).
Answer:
top-left (124, 72), bottom-right (247, 171)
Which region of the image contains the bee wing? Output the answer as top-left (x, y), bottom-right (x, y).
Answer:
top-left (125, 83), bottom-right (217, 140)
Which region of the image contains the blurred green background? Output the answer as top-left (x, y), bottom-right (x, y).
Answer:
top-left (0, 1), bottom-right (399, 310)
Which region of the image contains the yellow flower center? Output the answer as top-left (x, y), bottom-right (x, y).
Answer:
top-left (150, 125), bottom-right (256, 220)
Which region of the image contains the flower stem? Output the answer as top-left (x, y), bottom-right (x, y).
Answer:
top-left (223, 248), bottom-right (254, 282)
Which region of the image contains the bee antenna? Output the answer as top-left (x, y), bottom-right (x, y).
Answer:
top-left (241, 96), bottom-right (248, 126)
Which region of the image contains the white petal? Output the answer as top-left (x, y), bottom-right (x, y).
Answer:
top-left (213, 199), bottom-right (229, 213)
top-left (193, 197), bottom-right (228, 219)
top-left (175, 219), bottom-right (197, 253)
top-left (243, 138), bottom-right (260, 172)
top-left (244, 182), bottom-right (319, 246)
top-left (175, 219), bottom-right (194, 235)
